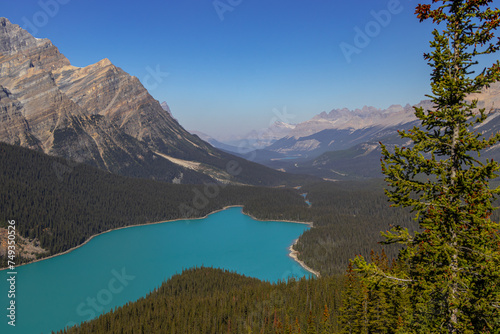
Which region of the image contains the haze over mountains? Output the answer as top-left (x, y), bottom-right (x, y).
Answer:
top-left (194, 120), bottom-right (298, 153)
top-left (266, 103), bottom-right (428, 156)
top-left (0, 17), bottom-right (315, 186)
top-left (204, 85), bottom-right (500, 180)
top-left (1, 16), bottom-right (498, 184)
top-left (204, 102), bottom-right (429, 158)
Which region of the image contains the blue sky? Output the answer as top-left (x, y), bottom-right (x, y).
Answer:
top-left (3, 0), bottom-right (447, 137)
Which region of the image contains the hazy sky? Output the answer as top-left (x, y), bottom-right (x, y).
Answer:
top-left (2, 0), bottom-right (455, 137)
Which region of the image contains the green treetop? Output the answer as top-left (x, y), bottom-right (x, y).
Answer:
top-left (353, 1), bottom-right (500, 333)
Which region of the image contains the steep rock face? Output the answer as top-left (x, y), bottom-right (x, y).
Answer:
top-left (0, 85), bottom-right (39, 149)
top-left (0, 18), bottom-right (69, 74)
top-left (0, 18), bottom-right (211, 180)
top-left (0, 17), bottom-right (215, 160)
top-left (51, 59), bottom-right (213, 158)
top-left (0, 18), bottom-right (313, 186)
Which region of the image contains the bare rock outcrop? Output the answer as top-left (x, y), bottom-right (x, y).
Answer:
top-left (0, 17), bottom-right (220, 182)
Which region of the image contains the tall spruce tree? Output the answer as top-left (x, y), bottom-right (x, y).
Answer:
top-left (354, 1), bottom-right (500, 333)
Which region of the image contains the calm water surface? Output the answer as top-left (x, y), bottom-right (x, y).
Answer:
top-left (1, 207), bottom-right (311, 333)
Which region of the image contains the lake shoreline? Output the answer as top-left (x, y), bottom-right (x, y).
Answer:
top-left (1, 205), bottom-right (319, 277)
top-left (242, 211), bottom-right (319, 278)
top-left (1, 205), bottom-right (240, 271)
top-left (288, 239), bottom-right (321, 278)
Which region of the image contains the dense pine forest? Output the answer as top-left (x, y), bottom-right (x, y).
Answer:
top-left (0, 142), bottom-right (420, 274)
top-left (2, 130), bottom-right (499, 333)
top-left (1, 0), bottom-right (499, 332)
top-left (57, 267), bottom-right (344, 334)
top-left (292, 181), bottom-right (417, 275)
top-left (0, 142), bottom-right (304, 266)
top-left (0, 142), bottom-right (446, 333)
top-left (56, 252), bottom-right (415, 334)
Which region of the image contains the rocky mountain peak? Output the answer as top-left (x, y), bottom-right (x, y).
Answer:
top-left (0, 17), bottom-right (329, 186)
top-left (289, 104), bottom-right (417, 139)
top-left (160, 101), bottom-right (171, 113)
top-left (271, 121), bottom-right (295, 129)
top-left (0, 17), bottom-right (220, 183)
top-left (160, 101), bottom-right (176, 120)
top-left (360, 105), bottom-right (379, 114)
top-left (0, 17), bottom-right (50, 56)
top-left (96, 58), bottom-right (112, 67)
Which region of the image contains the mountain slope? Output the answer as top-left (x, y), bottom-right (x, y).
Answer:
top-left (265, 102), bottom-right (434, 159)
top-left (290, 85), bottom-right (500, 180)
top-left (260, 84), bottom-right (500, 180)
top-left (0, 18), bottom-right (315, 186)
top-left (0, 141), bottom-right (315, 267)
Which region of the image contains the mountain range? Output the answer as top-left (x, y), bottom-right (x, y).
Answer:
top-left (204, 85), bottom-right (500, 180)
top-left (195, 120), bottom-right (297, 154)
top-left (277, 89), bottom-right (500, 179)
top-left (2, 16), bottom-right (498, 184)
top-left (0, 17), bottom-right (316, 186)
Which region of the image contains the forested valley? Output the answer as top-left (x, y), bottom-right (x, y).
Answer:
top-left (0, 140), bottom-right (454, 334)
top-left (1, 126), bottom-right (498, 334)
top-left (0, 142), bottom-right (421, 275)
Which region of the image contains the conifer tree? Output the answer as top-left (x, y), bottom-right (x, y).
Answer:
top-left (321, 304), bottom-right (332, 334)
top-left (293, 317), bottom-right (301, 334)
top-left (354, 0), bottom-right (500, 333)
top-left (307, 310), bottom-right (317, 334)
top-left (339, 263), bottom-right (363, 333)
top-left (366, 251), bottom-right (393, 333)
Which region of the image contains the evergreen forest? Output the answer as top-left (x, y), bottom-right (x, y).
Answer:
top-left (0, 142), bottom-right (417, 275)
top-left (3, 1), bottom-right (500, 332)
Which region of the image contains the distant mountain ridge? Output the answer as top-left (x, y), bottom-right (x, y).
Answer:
top-left (289, 103), bottom-right (419, 138)
top-left (264, 84), bottom-right (500, 179)
top-left (0, 17), bottom-right (315, 186)
top-left (202, 102), bottom-right (431, 160)
top-left (160, 101), bottom-right (176, 120)
top-left (263, 101), bottom-right (433, 159)
top-left (202, 121), bottom-right (297, 153)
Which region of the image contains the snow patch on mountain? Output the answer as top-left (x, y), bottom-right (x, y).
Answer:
top-left (289, 104), bottom-right (418, 138)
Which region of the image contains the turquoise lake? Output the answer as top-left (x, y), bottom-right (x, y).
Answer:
top-left (0, 207), bottom-right (311, 333)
